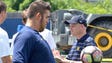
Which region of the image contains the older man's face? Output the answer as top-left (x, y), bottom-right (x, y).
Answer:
top-left (69, 23), bottom-right (82, 36)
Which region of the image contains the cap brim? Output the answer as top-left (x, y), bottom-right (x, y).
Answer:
top-left (64, 20), bottom-right (70, 24)
top-left (64, 19), bottom-right (77, 24)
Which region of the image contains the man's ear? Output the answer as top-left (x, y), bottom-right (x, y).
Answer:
top-left (36, 12), bottom-right (41, 19)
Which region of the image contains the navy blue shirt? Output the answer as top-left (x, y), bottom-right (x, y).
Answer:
top-left (67, 34), bottom-right (96, 61)
top-left (13, 26), bottom-right (55, 63)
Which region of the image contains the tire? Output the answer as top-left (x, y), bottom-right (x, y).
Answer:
top-left (87, 20), bottom-right (112, 58)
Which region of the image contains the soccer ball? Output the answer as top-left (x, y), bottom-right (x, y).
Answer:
top-left (80, 46), bottom-right (103, 63)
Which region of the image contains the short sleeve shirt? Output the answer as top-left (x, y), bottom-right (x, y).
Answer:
top-left (40, 29), bottom-right (56, 50)
top-left (67, 34), bottom-right (96, 61)
top-left (0, 27), bottom-right (10, 63)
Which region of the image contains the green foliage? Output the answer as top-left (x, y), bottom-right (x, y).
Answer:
top-left (2, 0), bottom-right (112, 14)
top-left (3, 0), bottom-right (34, 12)
top-left (3, 0), bottom-right (16, 12)
top-left (19, 0), bottom-right (34, 10)
top-left (47, 0), bottom-right (112, 14)
top-left (7, 8), bottom-right (16, 12)
top-left (11, 0), bottom-right (24, 10)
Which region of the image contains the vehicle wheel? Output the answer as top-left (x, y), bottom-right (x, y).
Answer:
top-left (87, 21), bottom-right (112, 58)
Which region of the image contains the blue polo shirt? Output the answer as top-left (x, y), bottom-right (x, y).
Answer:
top-left (13, 26), bottom-right (55, 63)
top-left (67, 34), bottom-right (96, 61)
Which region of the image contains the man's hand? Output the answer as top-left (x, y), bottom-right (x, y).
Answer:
top-left (52, 49), bottom-right (61, 57)
top-left (54, 55), bottom-right (70, 63)
top-left (54, 56), bottom-right (82, 63)
top-left (1, 55), bottom-right (12, 63)
top-left (60, 59), bottom-right (82, 63)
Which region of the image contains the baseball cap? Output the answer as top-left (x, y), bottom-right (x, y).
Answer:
top-left (64, 15), bottom-right (87, 26)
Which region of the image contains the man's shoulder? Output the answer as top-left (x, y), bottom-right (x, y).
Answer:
top-left (20, 27), bottom-right (38, 37)
top-left (0, 27), bottom-right (9, 42)
top-left (17, 28), bottom-right (41, 42)
top-left (85, 36), bottom-right (94, 42)
top-left (18, 31), bottom-right (36, 40)
top-left (85, 36), bottom-right (96, 46)
top-left (0, 27), bottom-right (8, 35)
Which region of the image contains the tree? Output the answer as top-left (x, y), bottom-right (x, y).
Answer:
top-left (19, 0), bottom-right (34, 11)
top-left (3, 0), bottom-right (34, 12)
top-left (3, 0), bottom-right (112, 14)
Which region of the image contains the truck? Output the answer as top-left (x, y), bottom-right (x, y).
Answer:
top-left (87, 14), bottom-right (112, 58)
top-left (50, 9), bottom-right (112, 58)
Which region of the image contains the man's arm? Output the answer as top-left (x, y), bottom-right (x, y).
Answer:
top-left (13, 33), bottom-right (35, 63)
top-left (54, 55), bottom-right (82, 63)
top-left (60, 59), bottom-right (82, 63)
top-left (0, 31), bottom-right (11, 63)
top-left (1, 55), bottom-right (12, 63)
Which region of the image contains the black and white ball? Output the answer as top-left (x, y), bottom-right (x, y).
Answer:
top-left (80, 46), bottom-right (103, 63)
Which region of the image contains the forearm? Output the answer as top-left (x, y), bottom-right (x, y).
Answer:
top-left (1, 55), bottom-right (12, 63)
top-left (55, 57), bottom-right (82, 63)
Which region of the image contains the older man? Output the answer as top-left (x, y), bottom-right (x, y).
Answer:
top-left (65, 15), bottom-right (97, 61)
top-left (57, 15), bottom-right (97, 63)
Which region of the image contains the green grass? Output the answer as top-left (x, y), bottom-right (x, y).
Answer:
top-left (102, 58), bottom-right (112, 62)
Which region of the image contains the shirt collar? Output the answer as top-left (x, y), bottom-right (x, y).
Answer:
top-left (77, 33), bottom-right (89, 42)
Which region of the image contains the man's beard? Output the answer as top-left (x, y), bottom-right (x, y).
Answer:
top-left (39, 25), bottom-right (45, 32)
top-left (39, 16), bottom-right (45, 32)
top-left (38, 18), bottom-right (46, 32)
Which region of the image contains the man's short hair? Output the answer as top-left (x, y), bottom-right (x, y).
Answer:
top-left (27, 0), bottom-right (51, 18)
top-left (0, 1), bottom-right (7, 13)
top-left (21, 9), bottom-right (27, 24)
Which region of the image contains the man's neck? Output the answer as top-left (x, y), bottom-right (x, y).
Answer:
top-left (77, 32), bottom-right (86, 40)
top-left (25, 18), bottom-right (39, 32)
